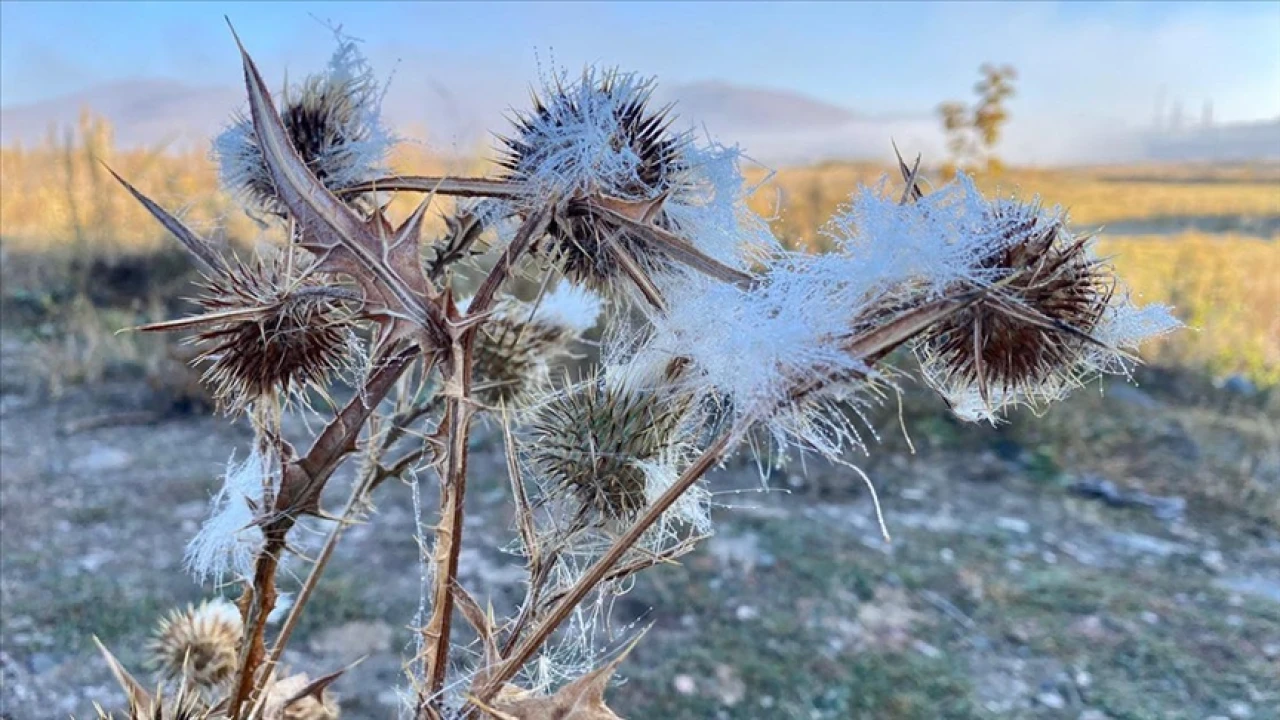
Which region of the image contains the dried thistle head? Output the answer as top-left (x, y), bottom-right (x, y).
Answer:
top-left (213, 32), bottom-right (391, 218)
top-left (263, 671), bottom-right (340, 720)
top-left (93, 638), bottom-right (224, 720)
top-left (498, 68), bottom-right (691, 293)
top-left (527, 365), bottom-right (691, 523)
top-left (915, 203), bottom-right (1112, 417)
top-left (472, 285), bottom-right (601, 407)
top-left (147, 598), bottom-right (243, 691)
top-left (185, 251), bottom-right (355, 414)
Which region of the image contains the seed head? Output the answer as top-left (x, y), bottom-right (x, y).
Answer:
top-left (527, 373), bottom-right (690, 523)
top-left (499, 68), bottom-right (692, 293)
top-left (192, 252), bottom-right (354, 414)
top-left (263, 671), bottom-right (340, 720)
top-left (472, 285), bottom-right (601, 407)
top-left (915, 202), bottom-right (1115, 418)
top-left (214, 32), bottom-right (391, 218)
top-left (146, 598), bottom-right (243, 691)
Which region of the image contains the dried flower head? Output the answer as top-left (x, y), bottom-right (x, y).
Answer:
top-left (498, 68), bottom-right (692, 293)
top-left (185, 251), bottom-right (354, 414)
top-left (912, 198), bottom-right (1181, 421)
top-left (213, 31), bottom-right (392, 217)
top-left (147, 598), bottom-right (243, 690)
top-left (263, 671), bottom-right (340, 720)
top-left (473, 285), bottom-right (601, 407)
top-left (527, 368), bottom-right (691, 523)
top-left (93, 638), bottom-right (223, 720)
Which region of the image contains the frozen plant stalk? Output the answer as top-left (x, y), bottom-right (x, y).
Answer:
top-left (90, 20), bottom-right (1180, 720)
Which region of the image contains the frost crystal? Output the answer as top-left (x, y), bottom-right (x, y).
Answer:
top-left (212, 27), bottom-right (394, 217)
top-left (185, 446), bottom-right (274, 585)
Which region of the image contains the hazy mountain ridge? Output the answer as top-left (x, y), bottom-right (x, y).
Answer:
top-left (3, 76), bottom-right (1276, 166)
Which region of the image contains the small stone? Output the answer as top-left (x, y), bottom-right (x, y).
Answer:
top-left (900, 487), bottom-right (927, 501)
top-left (1140, 611), bottom-right (1160, 625)
top-left (1262, 642), bottom-right (1279, 659)
top-left (1036, 691), bottom-right (1066, 709)
top-left (1228, 701), bottom-right (1253, 719)
top-left (70, 446), bottom-right (132, 473)
top-left (759, 695), bottom-right (775, 709)
top-left (673, 674), bottom-right (696, 695)
top-left (996, 516), bottom-right (1031, 534)
top-left (714, 665), bottom-right (745, 706)
top-left (1042, 550), bottom-right (1058, 565)
top-left (1074, 669), bottom-right (1093, 689)
top-left (939, 548), bottom-right (955, 564)
top-left (735, 604), bottom-right (759, 622)
top-left (1200, 550), bottom-right (1227, 573)
top-left (1078, 711), bottom-right (1111, 720)
top-left (913, 640), bottom-right (942, 659)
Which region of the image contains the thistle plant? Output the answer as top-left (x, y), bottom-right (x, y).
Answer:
top-left (91, 21), bottom-right (1181, 720)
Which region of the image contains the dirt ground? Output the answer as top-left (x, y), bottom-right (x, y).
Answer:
top-left (1, 334), bottom-right (1278, 719)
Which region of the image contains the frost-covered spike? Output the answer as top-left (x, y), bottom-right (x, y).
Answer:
top-left (496, 65), bottom-right (777, 297)
top-left (185, 447), bottom-right (274, 585)
top-left (213, 27), bottom-right (394, 218)
top-left (531, 284), bottom-right (602, 333)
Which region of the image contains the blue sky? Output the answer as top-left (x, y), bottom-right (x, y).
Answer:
top-left (3, 1), bottom-right (1278, 125)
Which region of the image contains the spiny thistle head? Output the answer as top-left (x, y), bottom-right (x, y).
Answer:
top-left (913, 198), bottom-right (1180, 421)
top-left (191, 251), bottom-right (354, 414)
top-left (498, 68), bottom-right (692, 293)
top-left (527, 364), bottom-right (691, 523)
top-left (213, 32), bottom-right (392, 218)
top-left (146, 598), bottom-right (243, 691)
top-left (472, 285), bottom-right (601, 407)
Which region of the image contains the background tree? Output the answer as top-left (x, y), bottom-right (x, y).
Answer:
top-left (937, 63), bottom-right (1018, 174)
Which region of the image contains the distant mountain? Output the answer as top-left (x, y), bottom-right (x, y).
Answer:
top-left (657, 80), bottom-right (858, 134)
top-left (0, 79), bottom-right (241, 150)
top-left (3, 76), bottom-right (1277, 167)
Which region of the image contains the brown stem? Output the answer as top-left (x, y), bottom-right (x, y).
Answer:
top-left (468, 432), bottom-right (734, 708)
top-left (231, 347), bottom-right (422, 714)
top-left (342, 175), bottom-right (526, 199)
top-left (416, 206), bottom-right (553, 715)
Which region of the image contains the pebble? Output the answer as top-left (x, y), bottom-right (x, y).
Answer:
top-left (1228, 701), bottom-right (1253, 718)
top-left (1078, 711), bottom-right (1111, 720)
top-left (1200, 549), bottom-right (1227, 573)
top-left (673, 674), bottom-right (696, 695)
top-left (996, 516), bottom-right (1031, 534)
top-left (1036, 691), bottom-right (1067, 709)
top-left (69, 446), bottom-right (132, 473)
top-left (734, 604), bottom-right (759, 621)
top-left (1140, 611), bottom-right (1160, 625)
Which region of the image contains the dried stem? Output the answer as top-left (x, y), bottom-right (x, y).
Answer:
top-left (417, 205), bottom-right (554, 714)
top-left (342, 175), bottom-right (526, 199)
top-left (467, 431), bottom-right (734, 710)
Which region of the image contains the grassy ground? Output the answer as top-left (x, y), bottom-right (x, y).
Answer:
top-left (2, 147), bottom-right (1279, 717)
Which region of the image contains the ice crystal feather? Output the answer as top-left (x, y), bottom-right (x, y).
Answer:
top-left (213, 30), bottom-right (392, 217)
top-left (185, 447), bottom-right (273, 585)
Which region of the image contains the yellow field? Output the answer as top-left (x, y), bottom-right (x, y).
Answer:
top-left (2, 114), bottom-right (1277, 385)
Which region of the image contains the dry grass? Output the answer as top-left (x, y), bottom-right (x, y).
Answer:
top-left (1099, 234), bottom-right (1280, 385)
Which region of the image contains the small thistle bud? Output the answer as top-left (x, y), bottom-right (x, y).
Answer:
top-left (472, 285), bottom-right (601, 407)
top-left (499, 68), bottom-right (691, 293)
top-left (147, 598), bottom-right (243, 690)
top-left (527, 369), bottom-right (690, 522)
top-left (214, 32), bottom-right (392, 217)
top-left (190, 252), bottom-right (355, 414)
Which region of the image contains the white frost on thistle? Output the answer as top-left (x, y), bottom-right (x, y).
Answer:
top-left (185, 446), bottom-right (274, 585)
top-left (532, 283), bottom-right (603, 333)
top-left (212, 27), bottom-right (394, 215)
